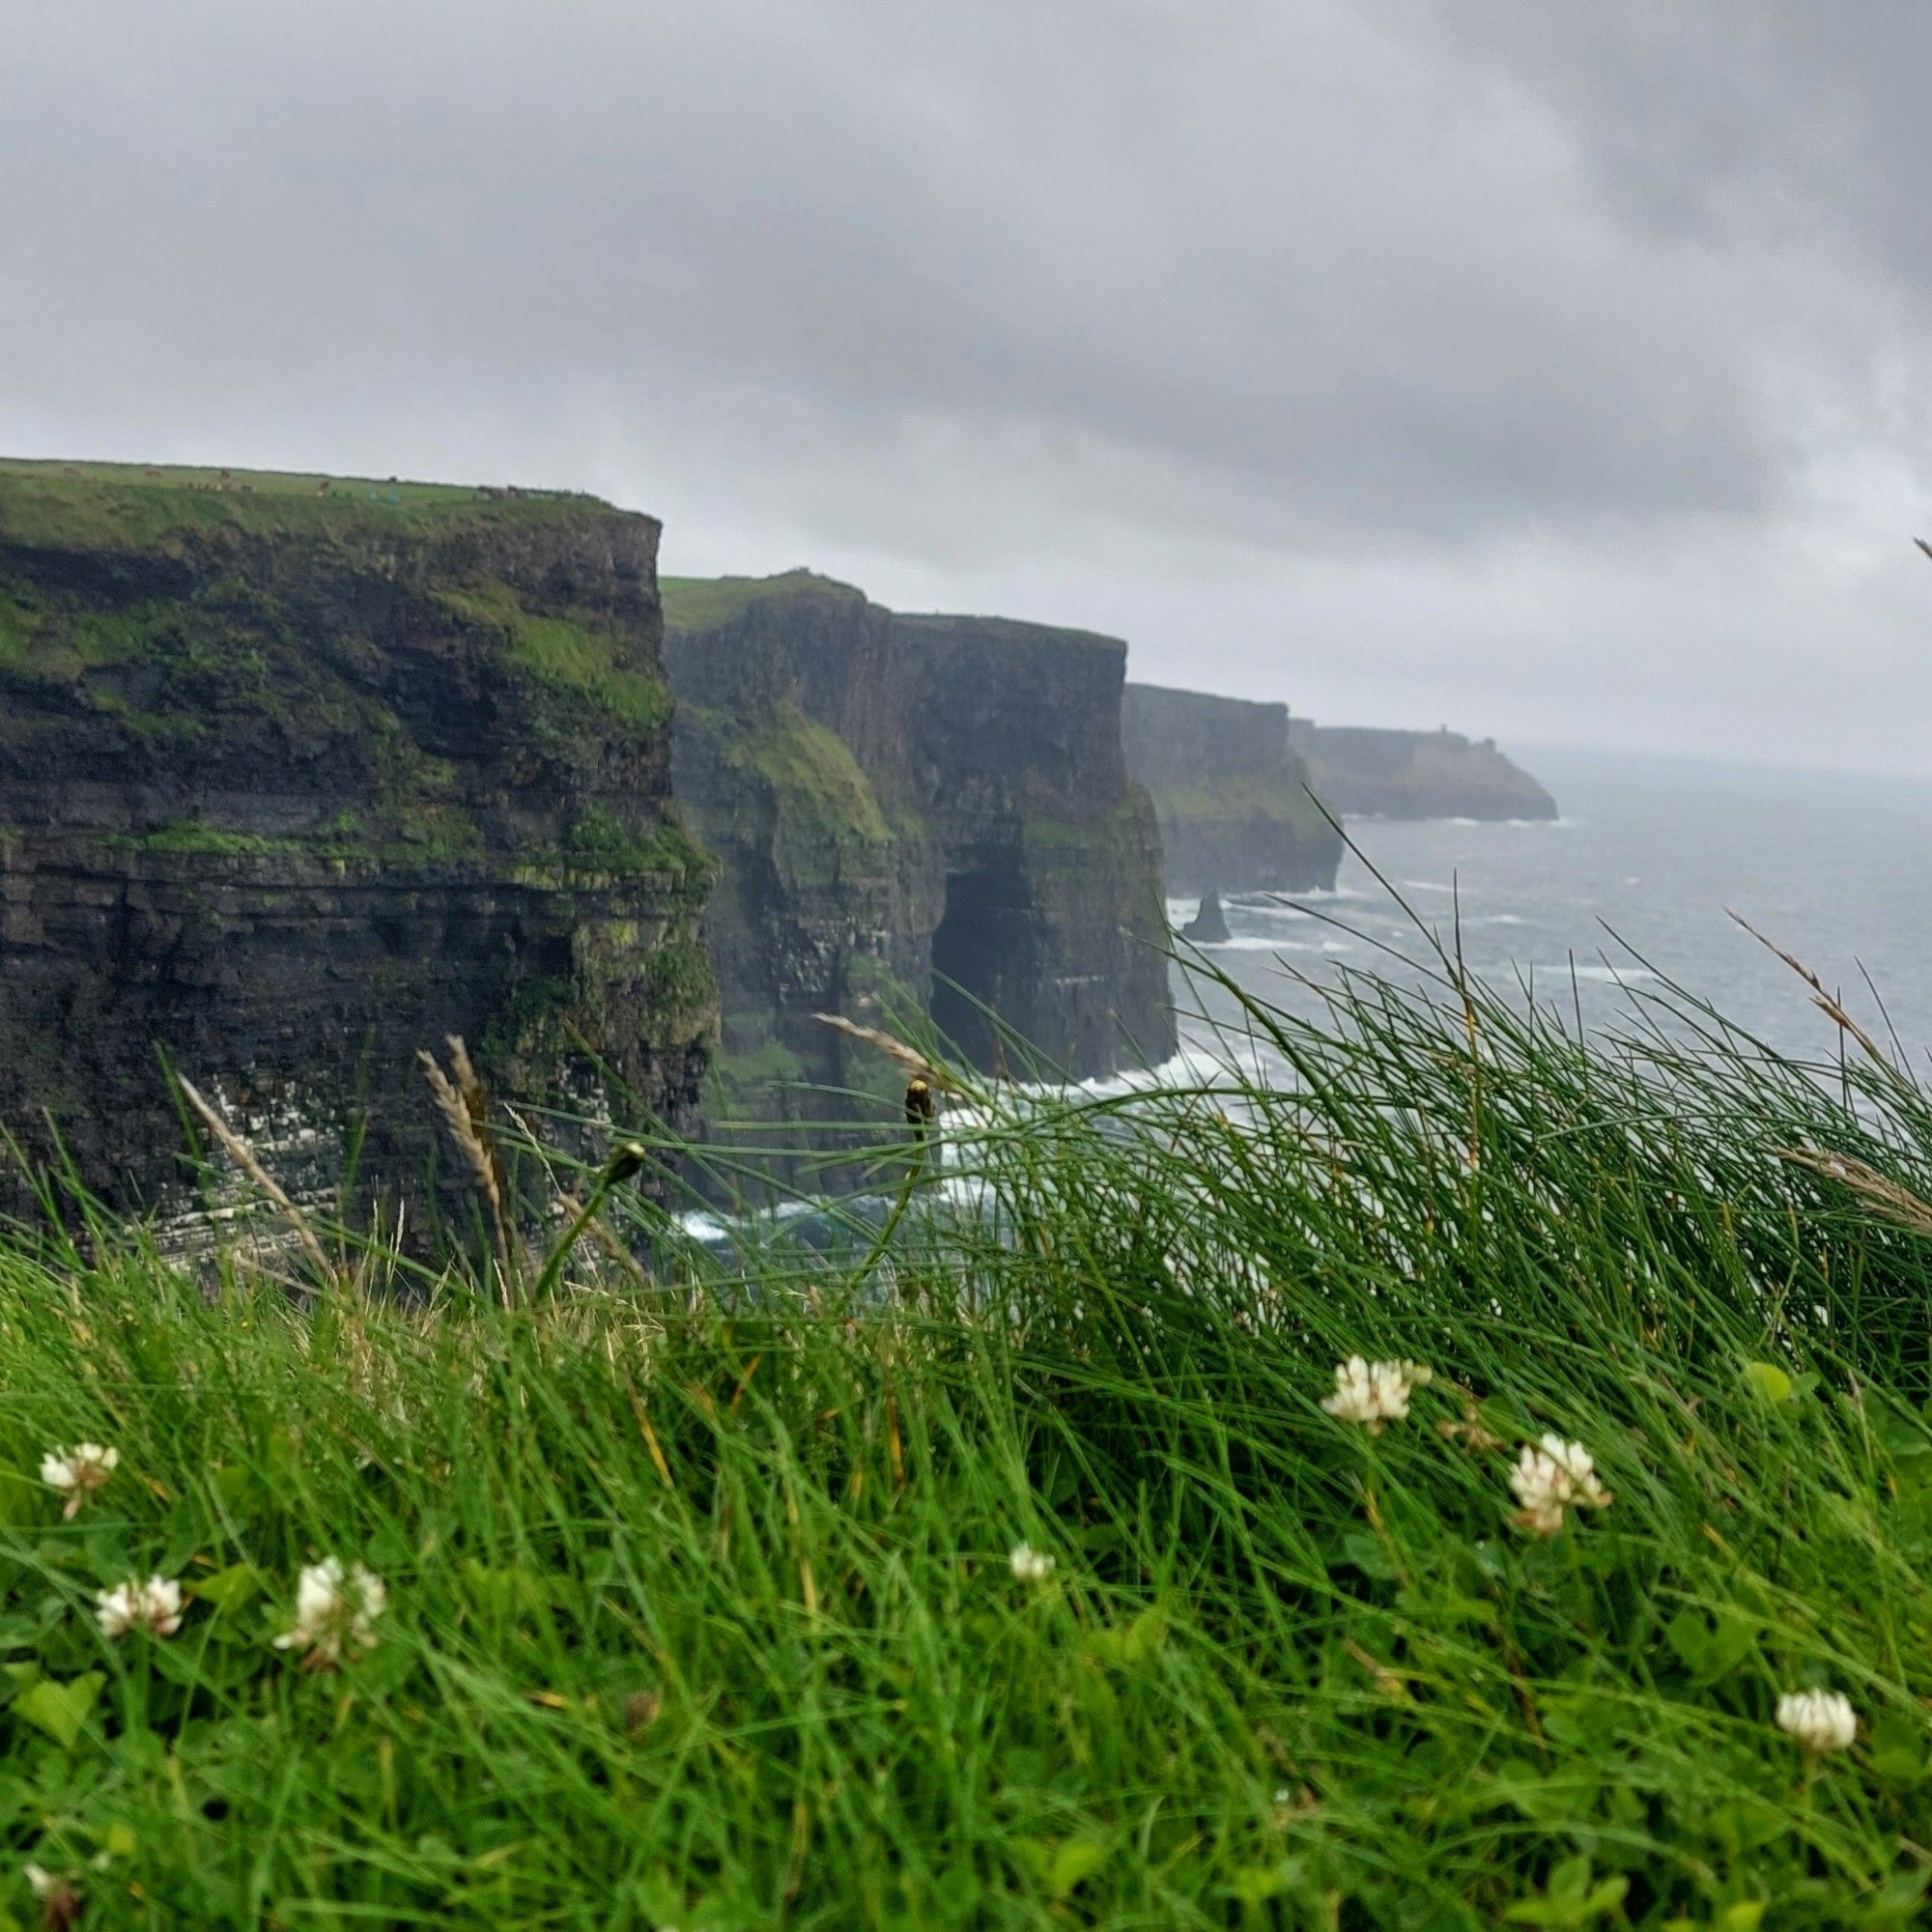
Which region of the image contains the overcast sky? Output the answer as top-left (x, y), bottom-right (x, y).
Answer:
top-left (5, 2), bottom-right (1930, 773)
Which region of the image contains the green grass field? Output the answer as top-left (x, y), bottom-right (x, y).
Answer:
top-left (3, 937), bottom-right (1932, 1926)
top-left (0, 457), bottom-right (609, 553)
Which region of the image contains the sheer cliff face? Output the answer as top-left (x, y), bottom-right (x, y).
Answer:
top-left (1288, 723), bottom-right (1558, 820)
top-left (0, 459), bottom-right (714, 1216)
top-left (1122, 684), bottom-right (1343, 895)
top-left (664, 573), bottom-right (1175, 1159)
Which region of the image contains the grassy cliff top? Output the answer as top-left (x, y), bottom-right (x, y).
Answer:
top-left (660, 568), bottom-right (866, 634)
top-left (0, 456), bottom-right (635, 553)
top-left (892, 610), bottom-right (1122, 652)
top-left (661, 566), bottom-right (1122, 651)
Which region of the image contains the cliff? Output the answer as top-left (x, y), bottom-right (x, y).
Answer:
top-left (663, 571), bottom-right (1175, 1172)
top-left (0, 458), bottom-right (715, 1221)
top-left (1288, 721), bottom-right (1557, 820)
top-left (1122, 684), bottom-right (1342, 894)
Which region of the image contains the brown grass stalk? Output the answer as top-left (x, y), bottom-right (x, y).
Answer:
top-left (419, 1037), bottom-right (516, 1300)
top-left (175, 1075), bottom-right (342, 1291)
top-left (1727, 909), bottom-right (1889, 1066)
top-left (810, 1012), bottom-right (961, 1092)
top-left (1776, 1144), bottom-right (1932, 1238)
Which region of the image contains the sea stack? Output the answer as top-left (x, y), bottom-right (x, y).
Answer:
top-left (1182, 889), bottom-right (1232, 944)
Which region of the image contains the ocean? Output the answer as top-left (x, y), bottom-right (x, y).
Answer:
top-left (1165, 745), bottom-right (1932, 1076)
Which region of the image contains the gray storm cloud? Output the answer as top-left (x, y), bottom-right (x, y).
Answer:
top-left (4, 0), bottom-right (1929, 770)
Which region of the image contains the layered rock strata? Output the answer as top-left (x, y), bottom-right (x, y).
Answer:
top-left (0, 459), bottom-right (715, 1222)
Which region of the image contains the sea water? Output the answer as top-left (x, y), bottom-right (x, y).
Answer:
top-left (1166, 745), bottom-right (1932, 1077)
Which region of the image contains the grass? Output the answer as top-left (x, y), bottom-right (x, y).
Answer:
top-left (1144, 766), bottom-right (1337, 841)
top-left (434, 585), bottom-right (672, 734)
top-left (659, 570), bottom-right (866, 635)
top-left (3, 933), bottom-right (1932, 1924)
top-left (0, 457), bottom-right (607, 554)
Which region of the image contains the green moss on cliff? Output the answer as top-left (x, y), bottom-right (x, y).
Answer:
top-left (0, 584), bottom-right (191, 683)
top-left (435, 585), bottom-right (671, 732)
top-left (1143, 768), bottom-right (1331, 839)
top-left (683, 697), bottom-right (893, 860)
top-left (103, 822), bottom-right (298, 858)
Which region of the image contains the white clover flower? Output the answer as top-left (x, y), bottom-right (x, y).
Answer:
top-left (273, 1556), bottom-right (387, 1664)
top-left (1009, 1543), bottom-right (1056, 1584)
top-left (1321, 1356), bottom-right (1427, 1431)
top-left (1508, 1434), bottom-right (1613, 1534)
top-left (25, 1862), bottom-right (80, 1914)
top-left (96, 1575), bottom-right (184, 1639)
top-left (1776, 1689), bottom-right (1858, 1753)
top-left (40, 1443), bottom-right (118, 1520)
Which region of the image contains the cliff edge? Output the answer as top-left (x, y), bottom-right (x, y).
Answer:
top-left (1122, 684), bottom-right (1342, 895)
top-left (0, 458), bottom-right (715, 1219)
top-left (1289, 721), bottom-right (1557, 820)
top-left (664, 571), bottom-right (1175, 1178)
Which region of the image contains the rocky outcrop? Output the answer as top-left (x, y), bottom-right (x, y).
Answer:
top-left (1122, 684), bottom-right (1342, 894)
top-left (1181, 890), bottom-right (1231, 944)
top-left (664, 571), bottom-right (1175, 1179)
top-left (0, 458), bottom-right (715, 1222)
top-left (1288, 722), bottom-right (1557, 820)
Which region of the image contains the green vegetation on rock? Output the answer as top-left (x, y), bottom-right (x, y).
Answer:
top-left (1143, 767), bottom-right (1332, 839)
top-left (659, 567), bottom-right (864, 635)
top-left (436, 585), bottom-right (671, 733)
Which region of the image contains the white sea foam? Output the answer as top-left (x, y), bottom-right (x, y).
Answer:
top-left (1179, 935), bottom-right (1324, 952)
top-left (1227, 885), bottom-right (1371, 904)
top-left (1532, 963), bottom-right (1659, 985)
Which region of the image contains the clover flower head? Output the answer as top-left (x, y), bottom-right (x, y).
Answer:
top-left (1009, 1542), bottom-right (1056, 1584)
top-left (40, 1443), bottom-right (118, 1520)
top-left (1321, 1356), bottom-right (1426, 1431)
top-left (1508, 1434), bottom-right (1613, 1535)
top-left (1776, 1689), bottom-right (1857, 1753)
top-left (273, 1556), bottom-right (387, 1664)
top-left (96, 1575), bottom-right (184, 1639)
top-left (25, 1861), bottom-right (81, 1925)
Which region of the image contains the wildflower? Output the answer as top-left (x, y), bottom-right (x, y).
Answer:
top-left (40, 1443), bottom-right (118, 1520)
top-left (1508, 1435), bottom-right (1613, 1535)
top-left (1009, 1542), bottom-right (1056, 1583)
top-left (273, 1556), bottom-right (387, 1665)
top-left (24, 1863), bottom-right (81, 1928)
top-left (1436, 1405), bottom-right (1506, 1453)
top-left (1776, 1689), bottom-right (1858, 1753)
top-left (1321, 1356), bottom-right (1429, 1431)
top-left (96, 1574), bottom-right (185, 1639)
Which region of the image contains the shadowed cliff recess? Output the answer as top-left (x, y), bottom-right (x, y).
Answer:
top-left (0, 458), bottom-right (716, 1221)
top-left (662, 569), bottom-right (1177, 1184)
